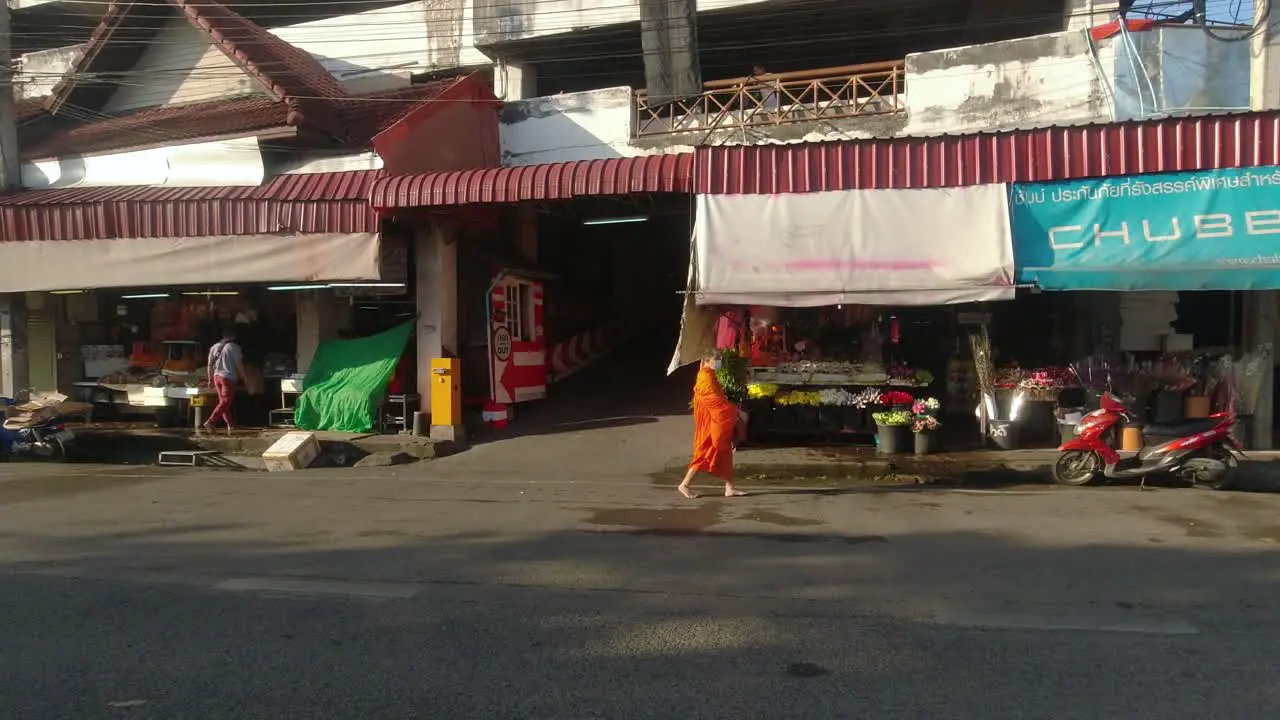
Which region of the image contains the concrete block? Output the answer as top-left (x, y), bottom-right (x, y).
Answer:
top-left (262, 431), bottom-right (321, 472)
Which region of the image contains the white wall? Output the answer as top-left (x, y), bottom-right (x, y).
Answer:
top-left (902, 30), bottom-right (1112, 136)
top-left (20, 138), bottom-right (265, 189)
top-left (498, 30), bottom-right (1118, 163)
top-left (104, 19), bottom-right (261, 113)
top-left (274, 1), bottom-right (490, 90)
top-left (500, 87), bottom-right (654, 165)
top-left (1063, 0), bottom-right (1119, 31)
top-left (14, 44), bottom-right (83, 100)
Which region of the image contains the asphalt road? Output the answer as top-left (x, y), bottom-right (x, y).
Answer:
top-left (1, 457), bottom-right (1279, 719)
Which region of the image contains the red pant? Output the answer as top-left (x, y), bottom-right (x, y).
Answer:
top-left (206, 375), bottom-right (236, 428)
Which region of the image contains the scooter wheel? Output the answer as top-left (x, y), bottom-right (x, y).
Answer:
top-left (46, 438), bottom-right (68, 463)
top-left (1195, 448), bottom-right (1239, 492)
top-left (1052, 450), bottom-right (1099, 486)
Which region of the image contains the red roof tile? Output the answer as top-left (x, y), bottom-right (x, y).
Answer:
top-left (21, 95), bottom-right (292, 160)
top-left (23, 77), bottom-right (479, 161)
top-left (16, 97), bottom-right (50, 124)
top-left (48, 0), bottom-right (346, 136)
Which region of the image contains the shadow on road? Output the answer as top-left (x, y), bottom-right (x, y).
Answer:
top-left (3, 510), bottom-right (1280, 717)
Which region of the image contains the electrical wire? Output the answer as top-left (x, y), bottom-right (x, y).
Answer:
top-left (8, 3), bottom-right (1188, 90)
top-left (4, 0), bottom-right (1242, 163)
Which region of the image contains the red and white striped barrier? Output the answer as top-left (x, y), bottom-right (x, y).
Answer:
top-left (547, 320), bottom-right (623, 383)
top-left (482, 401), bottom-right (510, 429)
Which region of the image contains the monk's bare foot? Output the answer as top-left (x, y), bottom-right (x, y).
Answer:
top-left (724, 488), bottom-right (747, 497)
top-left (678, 484), bottom-right (698, 499)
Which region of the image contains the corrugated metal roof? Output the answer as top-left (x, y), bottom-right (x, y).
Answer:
top-left (369, 154), bottom-right (694, 208)
top-left (695, 111), bottom-right (1280, 193)
top-left (0, 170), bottom-right (381, 241)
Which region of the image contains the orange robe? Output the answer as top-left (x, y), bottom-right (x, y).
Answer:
top-left (689, 366), bottom-right (738, 480)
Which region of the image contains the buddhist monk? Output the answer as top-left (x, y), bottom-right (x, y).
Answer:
top-left (679, 355), bottom-right (746, 499)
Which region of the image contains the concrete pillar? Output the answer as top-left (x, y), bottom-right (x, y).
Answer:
top-left (414, 223), bottom-right (459, 415)
top-left (1063, 0), bottom-right (1119, 30)
top-left (296, 292), bottom-right (350, 375)
top-left (0, 294), bottom-right (28, 400)
top-left (494, 61), bottom-right (538, 101)
top-left (640, 0), bottom-right (702, 102)
top-left (1242, 291), bottom-right (1276, 450)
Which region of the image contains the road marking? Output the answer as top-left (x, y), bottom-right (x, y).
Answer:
top-left (212, 576), bottom-right (422, 599)
top-left (929, 610), bottom-right (1198, 636)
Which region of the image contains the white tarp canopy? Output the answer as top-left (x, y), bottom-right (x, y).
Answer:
top-left (667, 247), bottom-right (718, 375)
top-left (0, 232), bottom-right (382, 293)
top-left (693, 184), bottom-right (1016, 307)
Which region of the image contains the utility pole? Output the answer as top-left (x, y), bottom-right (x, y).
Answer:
top-left (0, 0), bottom-right (22, 402)
top-left (1251, 0), bottom-right (1279, 110)
top-left (0, 0), bottom-right (17, 191)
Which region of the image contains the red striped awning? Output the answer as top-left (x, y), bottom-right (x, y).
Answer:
top-left (695, 110), bottom-right (1280, 194)
top-left (369, 154), bottom-right (693, 209)
top-left (0, 170), bottom-right (381, 241)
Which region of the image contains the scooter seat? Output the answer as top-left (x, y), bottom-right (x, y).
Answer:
top-left (1144, 418), bottom-right (1224, 438)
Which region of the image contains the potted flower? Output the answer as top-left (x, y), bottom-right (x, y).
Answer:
top-left (871, 409), bottom-right (912, 454)
top-left (911, 397), bottom-right (942, 455)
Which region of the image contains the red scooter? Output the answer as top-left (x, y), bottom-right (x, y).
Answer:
top-left (1053, 392), bottom-right (1244, 490)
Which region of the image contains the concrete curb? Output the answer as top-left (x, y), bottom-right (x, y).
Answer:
top-left (72, 429), bottom-right (458, 467)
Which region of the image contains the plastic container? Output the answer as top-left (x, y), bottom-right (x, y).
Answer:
top-left (914, 431), bottom-right (938, 455)
top-left (876, 424), bottom-right (910, 454)
top-left (1121, 425), bottom-right (1144, 452)
top-left (988, 419), bottom-right (1019, 450)
top-left (1058, 422), bottom-right (1077, 444)
top-left (1184, 395), bottom-right (1211, 419)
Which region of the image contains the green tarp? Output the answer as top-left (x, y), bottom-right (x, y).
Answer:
top-left (295, 321), bottom-right (413, 433)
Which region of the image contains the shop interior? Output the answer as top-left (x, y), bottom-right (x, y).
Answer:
top-left (726, 290), bottom-right (1273, 453)
top-left (47, 282), bottom-right (413, 430)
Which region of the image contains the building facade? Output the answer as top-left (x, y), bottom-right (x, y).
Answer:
top-left (3, 0), bottom-right (1276, 442)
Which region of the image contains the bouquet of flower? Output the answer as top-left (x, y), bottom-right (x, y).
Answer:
top-left (872, 410), bottom-right (913, 426)
top-left (776, 390), bottom-right (821, 406)
top-left (887, 363), bottom-right (917, 382)
top-left (747, 382), bottom-right (778, 399)
top-left (1019, 367), bottom-right (1075, 390)
top-left (817, 388), bottom-right (857, 406)
top-left (911, 397), bottom-right (941, 415)
top-left (911, 415), bottom-right (941, 433)
top-left (851, 387), bottom-right (882, 409)
top-left (879, 390), bottom-right (914, 407)
top-left (715, 347), bottom-right (750, 404)
top-left (910, 396), bottom-right (942, 433)
top-left (994, 368), bottom-right (1023, 389)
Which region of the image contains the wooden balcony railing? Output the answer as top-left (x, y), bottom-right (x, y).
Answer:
top-left (634, 60), bottom-right (905, 138)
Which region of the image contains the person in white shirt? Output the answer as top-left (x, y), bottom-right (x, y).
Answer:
top-left (202, 327), bottom-right (246, 435)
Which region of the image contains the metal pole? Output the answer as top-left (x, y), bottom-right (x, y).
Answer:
top-left (0, 0), bottom-right (19, 192)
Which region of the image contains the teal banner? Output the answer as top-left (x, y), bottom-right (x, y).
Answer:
top-left (1010, 166), bottom-right (1280, 290)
